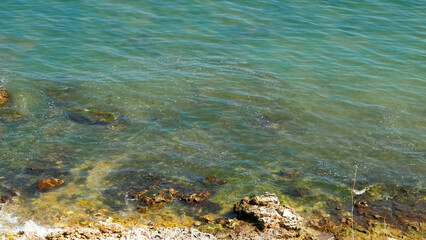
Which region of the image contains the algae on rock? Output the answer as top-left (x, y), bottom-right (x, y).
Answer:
top-left (67, 109), bottom-right (116, 125)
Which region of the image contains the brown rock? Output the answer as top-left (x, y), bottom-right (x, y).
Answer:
top-left (203, 175), bottom-right (218, 183)
top-left (0, 195), bottom-right (12, 204)
top-left (291, 188), bottom-right (308, 197)
top-left (203, 175), bottom-right (227, 185)
top-left (138, 188), bottom-right (179, 208)
top-left (216, 218), bottom-right (237, 228)
top-left (199, 215), bottom-right (215, 223)
top-left (355, 200), bottom-right (368, 208)
top-left (0, 88), bottom-right (10, 106)
top-left (179, 191), bottom-right (211, 204)
top-left (395, 212), bottom-right (425, 231)
top-left (129, 189), bottom-right (148, 199)
top-left (37, 178), bottom-right (64, 190)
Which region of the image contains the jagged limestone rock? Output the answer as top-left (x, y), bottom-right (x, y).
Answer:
top-left (234, 192), bottom-right (302, 231)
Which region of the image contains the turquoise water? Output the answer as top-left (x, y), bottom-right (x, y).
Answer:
top-left (0, 0), bottom-right (425, 228)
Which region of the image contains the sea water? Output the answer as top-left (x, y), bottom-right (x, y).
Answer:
top-left (0, 0), bottom-right (425, 229)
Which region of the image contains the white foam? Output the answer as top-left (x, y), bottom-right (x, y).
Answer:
top-left (353, 185), bottom-right (373, 196)
top-left (0, 192), bottom-right (59, 237)
top-left (0, 191), bottom-right (20, 233)
top-left (12, 220), bottom-right (60, 237)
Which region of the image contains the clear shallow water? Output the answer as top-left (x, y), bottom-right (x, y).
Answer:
top-left (0, 0), bottom-right (425, 229)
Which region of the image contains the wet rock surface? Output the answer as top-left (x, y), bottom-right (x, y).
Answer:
top-left (37, 178), bottom-right (65, 190)
top-left (234, 192), bottom-right (302, 238)
top-left (352, 185), bottom-right (426, 231)
top-left (0, 88), bottom-right (10, 106)
top-left (0, 188), bottom-right (18, 210)
top-left (309, 184), bottom-right (426, 239)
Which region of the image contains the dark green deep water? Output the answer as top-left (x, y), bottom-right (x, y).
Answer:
top-left (0, 0), bottom-right (425, 230)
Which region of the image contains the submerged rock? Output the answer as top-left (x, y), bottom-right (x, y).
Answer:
top-left (253, 114), bottom-right (272, 127)
top-left (106, 169), bottom-right (220, 217)
top-left (129, 187), bottom-right (211, 209)
top-left (133, 188), bottom-right (179, 208)
top-left (0, 111), bottom-right (24, 123)
top-left (203, 176), bottom-right (227, 185)
top-left (288, 188), bottom-right (309, 198)
top-left (115, 116), bottom-right (131, 123)
top-left (279, 169), bottom-right (301, 177)
top-left (67, 109), bottom-right (116, 125)
top-left (234, 192), bottom-right (302, 231)
top-left (179, 191), bottom-right (211, 204)
top-left (37, 177), bottom-right (64, 190)
top-left (253, 114), bottom-right (286, 131)
top-left (49, 99), bottom-right (70, 107)
top-left (0, 88), bottom-right (10, 106)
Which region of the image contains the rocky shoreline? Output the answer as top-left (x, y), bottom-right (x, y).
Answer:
top-left (1, 193), bottom-right (314, 240)
top-left (1, 192), bottom-right (424, 240)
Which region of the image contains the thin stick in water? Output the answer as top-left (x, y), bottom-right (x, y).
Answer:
top-left (351, 164), bottom-right (358, 240)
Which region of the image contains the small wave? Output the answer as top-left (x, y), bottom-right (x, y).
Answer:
top-left (0, 192), bottom-right (60, 237)
top-left (12, 220), bottom-right (60, 237)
